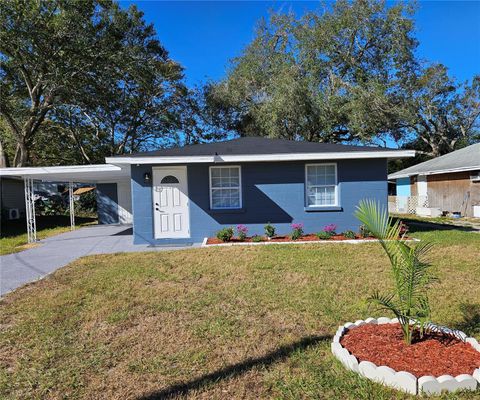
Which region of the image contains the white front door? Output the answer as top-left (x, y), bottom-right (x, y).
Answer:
top-left (152, 166), bottom-right (190, 239)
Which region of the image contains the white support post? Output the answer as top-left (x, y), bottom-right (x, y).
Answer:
top-left (69, 181), bottom-right (75, 230)
top-left (24, 177), bottom-right (37, 243)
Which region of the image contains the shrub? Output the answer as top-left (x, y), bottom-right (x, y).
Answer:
top-left (236, 225), bottom-right (248, 241)
top-left (264, 222), bottom-right (276, 238)
top-left (359, 224), bottom-right (373, 238)
top-left (252, 235), bottom-right (263, 242)
top-left (76, 190), bottom-right (97, 216)
top-left (399, 221), bottom-right (409, 236)
top-left (317, 231), bottom-right (332, 240)
top-left (323, 223), bottom-right (337, 235)
top-left (355, 199), bottom-right (436, 345)
top-left (290, 222), bottom-right (304, 240)
top-left (343, 230), bottom-right (356, 239)
top-left (36, 198), bottom-right (66, 216)
top-left (216, 227), bottom-right (234, 242)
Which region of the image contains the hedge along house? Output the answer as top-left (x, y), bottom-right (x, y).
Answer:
top-left (106, 137), bottom-right (414, 245)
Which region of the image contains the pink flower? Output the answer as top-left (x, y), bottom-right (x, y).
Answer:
top-left (237, 224), bottom-right (248, 234)
top-left (291, 223), bottom-right (304, 230)
top-left (324, 224), bottom-right (337, 233)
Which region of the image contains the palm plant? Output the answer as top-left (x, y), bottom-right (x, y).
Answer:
top-left (355, 199), bottom-right (436, 345)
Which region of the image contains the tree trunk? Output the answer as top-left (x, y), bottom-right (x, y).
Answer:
top-left (68, 128), bottom-right (91, 164)
top-left (0, 139), bottom-right (9, 168)
top-left (429, 140), bottom-right (441, 158)
top-left (13, 140), bottom-right (29, 167)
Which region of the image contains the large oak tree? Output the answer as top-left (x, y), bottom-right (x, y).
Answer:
top-left (202, 0), bottom-right (479, 156)
top-left (403, 65), bottom-right (480, 157)
top-left (202, 0), bottom-right (418, 144)
top-left (0, 0), bottom-right (195, 167)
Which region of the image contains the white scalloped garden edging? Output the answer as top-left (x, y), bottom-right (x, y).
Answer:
top-left (331, 317), bottom-right (480, 395)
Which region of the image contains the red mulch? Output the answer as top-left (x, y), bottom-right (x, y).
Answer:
top-left (340, 323), bottom-right (480, 378)
top-left (206, 234), bottom-right (377, 245)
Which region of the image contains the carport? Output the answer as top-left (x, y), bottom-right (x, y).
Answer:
top-left (0, 164), bottom-right (131, 243)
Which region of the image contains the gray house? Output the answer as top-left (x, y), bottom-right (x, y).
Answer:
top-left (104, 137), bottom-right (413, 245)
top-left (1, 137), bottom-right (414, 245)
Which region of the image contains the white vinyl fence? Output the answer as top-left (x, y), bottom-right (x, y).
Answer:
top-left (388, 195), bottom-right (429, 214)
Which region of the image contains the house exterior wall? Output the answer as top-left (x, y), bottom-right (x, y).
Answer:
top-left (0, 178), bottom-right (25, 214)
top-left (131, 159), bottom-right (388, 245)
top-left (410, 176), bottom-right (418, 196)
top-left (116, 180), bottom-right (133, 224)
top-left (427, 171), bottom-right (480, 217)
top-left (96, 183), bottom-right (119, 224)
top-left (396, 177), bottom-right (411, 196)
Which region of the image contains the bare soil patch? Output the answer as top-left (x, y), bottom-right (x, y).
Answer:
top-left (340, 323), bottom-right (480, 378)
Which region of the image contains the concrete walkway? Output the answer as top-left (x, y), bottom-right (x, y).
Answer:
top-left (0, 224), bottom-right (200, 296)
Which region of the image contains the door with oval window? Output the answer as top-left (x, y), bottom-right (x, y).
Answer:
top-left (152, 166), bottom-right (190, 239)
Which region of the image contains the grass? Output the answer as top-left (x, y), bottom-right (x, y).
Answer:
top-left (0, 215), bottom-right (97, 255)
top-left (392, 213), bottom-right (480, 228)
top-left (0, 225), bottom-right (479, 399)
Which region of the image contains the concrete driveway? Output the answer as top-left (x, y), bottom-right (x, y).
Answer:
top-left (0, 224), bottom-right (199, 296)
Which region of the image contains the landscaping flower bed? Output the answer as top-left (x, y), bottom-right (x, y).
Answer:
top-left (207, 222), bottom-right (405, 245)
top-left (205, 233), bottom-right (377, 245)
top-left (332, 318), bottom-right (480, 395)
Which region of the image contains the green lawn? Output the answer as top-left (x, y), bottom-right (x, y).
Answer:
top-left (0, 215), bottom-right (97, 255)
top-left (0, 225), bottom-right (479, 399)
top-left (392, 213), bottom-right (480, 229)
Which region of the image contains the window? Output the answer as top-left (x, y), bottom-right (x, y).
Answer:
top-left (209, 166), bottom-right (242, 209)
top-left (305, 164), bottom-right (338, 207)
top-left (160, 175), bottom-right (179, 184)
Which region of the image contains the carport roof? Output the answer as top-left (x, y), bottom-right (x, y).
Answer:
top-left (0, 164), bottom-right (130, 183)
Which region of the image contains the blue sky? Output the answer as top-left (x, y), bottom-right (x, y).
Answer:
top-left (121, 1), bottom-right (479, 87)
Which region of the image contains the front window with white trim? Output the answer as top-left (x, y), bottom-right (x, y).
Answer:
top-left (209, 166), bottom-right (242, 209)
top-left (305, 163), bottom-right (338, 207)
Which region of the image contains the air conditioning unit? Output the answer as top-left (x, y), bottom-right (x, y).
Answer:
top-left (8, 208), bottom-right (20, 220)
top-left (470, 172), bottom-right (480, 182)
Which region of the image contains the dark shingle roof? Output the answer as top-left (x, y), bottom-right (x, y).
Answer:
top-left (119, 137), bottom-right (401, 157)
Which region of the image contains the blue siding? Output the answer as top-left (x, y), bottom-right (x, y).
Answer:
top-left (396, 177), bottom-right (411, 196)
top-left (131, 159), bottom-right (388, 245)
top-left (96, 183), bottom-right (119, 224)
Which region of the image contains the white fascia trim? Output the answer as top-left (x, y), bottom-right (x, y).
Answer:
top-left (389, 165), bottom-right (480, 180)
top-left (0, 164), bottom-right (122, 177)
top-left (106, 150), bottom-right (416, 165)
top-left (106, 155), bottom-right (215, 164)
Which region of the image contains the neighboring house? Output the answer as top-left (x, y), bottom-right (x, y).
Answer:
top-left (0, 178), bottom-right (66, 222)
top-left (104, 137), bottom-right (413, 245)
top-left (389, 143), bottom-right (480, 217)
top-left (0, 178), bottom-right (105, 222)
top-left (1, 166), bottom-right (133, 227)
top-left (0, 177), bottom-right (25, 220)
top-left (1, 137), bottom-right (414, 244)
